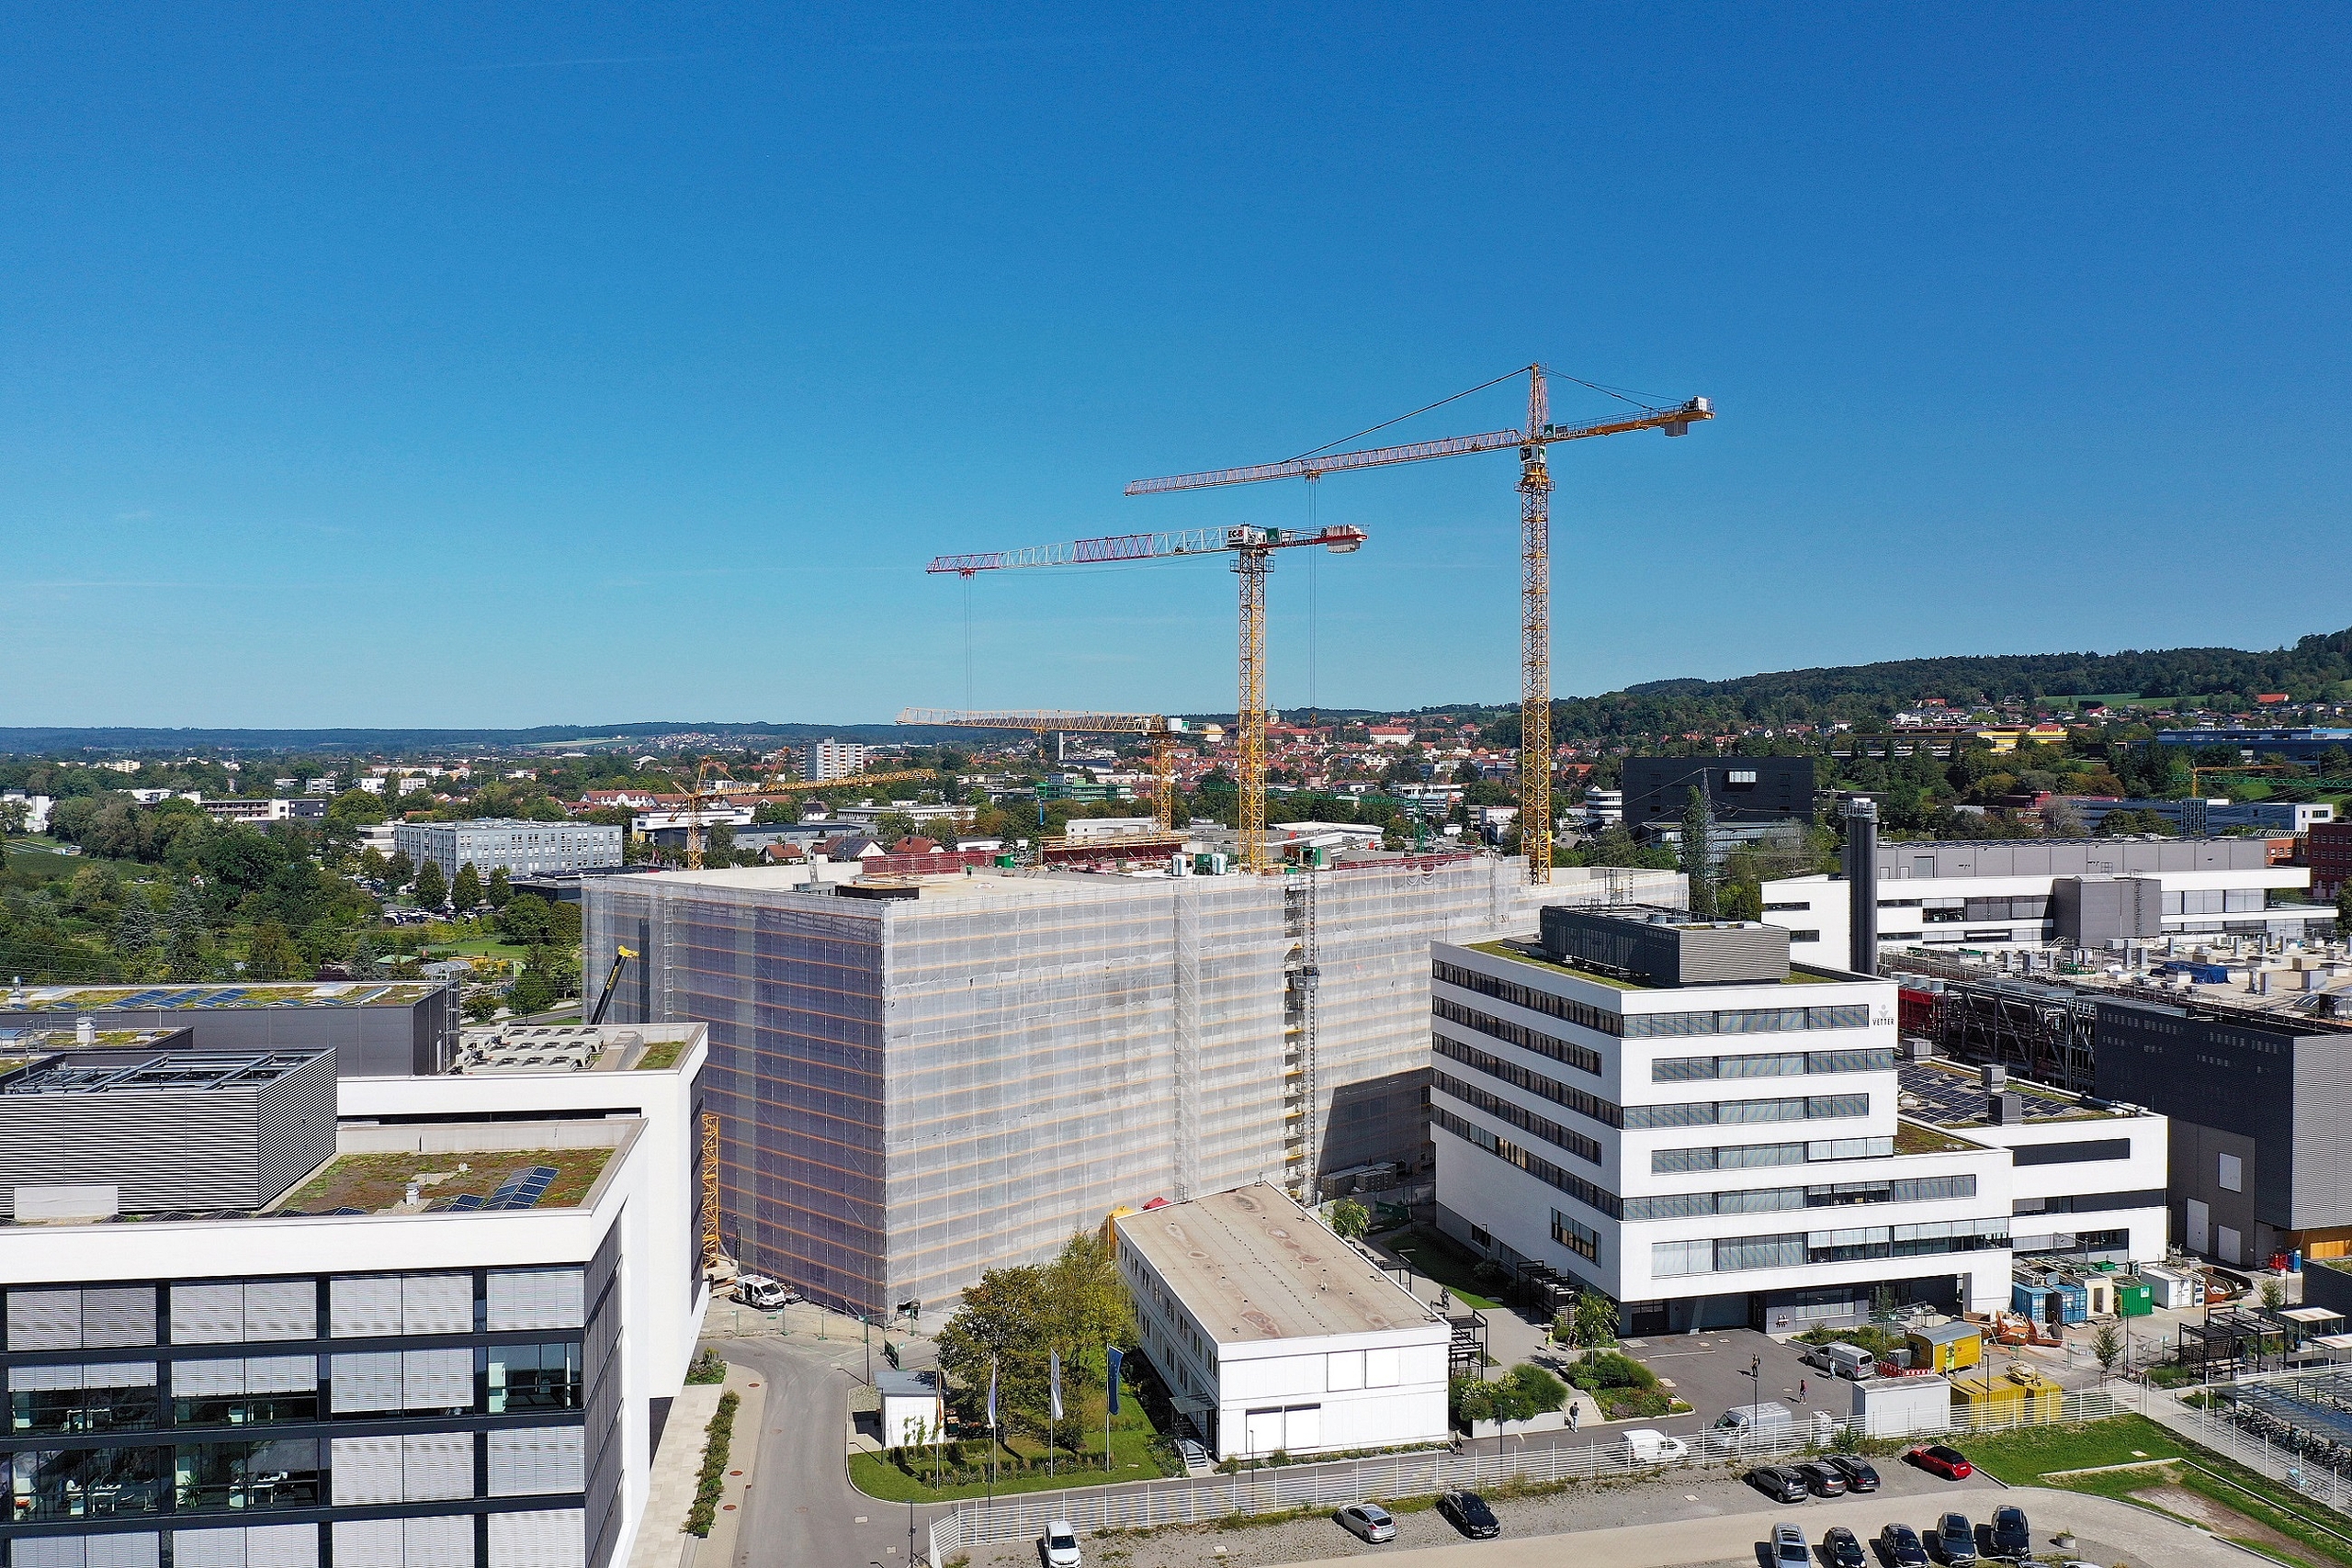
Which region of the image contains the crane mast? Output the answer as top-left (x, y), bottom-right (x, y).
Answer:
top-left (1126, 367), bottom-right (1710, 883)
top-left (927, 524), bottom-right (1365, 873)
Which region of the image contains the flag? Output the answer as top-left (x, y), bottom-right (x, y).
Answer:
top-left (987, 1358), bottom-right (998, 1430)
top-left (1106, 1347), bottom-right (1122, 1416)
top-left (1049, 1349), bottom-right (1064, 1422)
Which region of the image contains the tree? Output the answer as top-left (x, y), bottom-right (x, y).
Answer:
top-left (462, 990), bottom-right (502, 1023)
top-left (486, 865), bottom-right (512, 909)
top-left (113, 898), bottom-right (159, 960)
top-left (384, 850), bottom-right (414, 891)
top-left (244, 920), bottom-right (305, 981)
top-left (1328, 1201), bottom-right (1370, 1242)
top-left (873, 811), bottom-right (918, 848)
top-left (349, 936), bottom-right (384, 980)
top-left (935, 1234), bottom-right (1135, 1440)
top-left (413, 860), bottom-right (447, 909)
top-left (163, 882), bottom-right (213, 981)
top-left (1679, 787), bottom-right (1717, 918)
top-left (451, 863), bottom-right (482, 914)
top-left (1570, 1291), bottom-right (1619, 1348)
top-left (922, 816), bottom-right (961, 846)
top-left (2337, 883), bottom-right (2352, 942)
top-left (2091, 1323), bottom-right (2122, 1382)
top-left (357, 845), bottom-right (389, 884)
top-left (509, 964), bottom-right (556, 1017)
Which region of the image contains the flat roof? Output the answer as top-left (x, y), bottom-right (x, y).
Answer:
top-left (1, 1049), bottom-right (327, 1097)
top-left (1116, 1184), bottom-right (1438, 1345)
top-left (6, 982), bottom-right (441, 1011)
top-left (1897, 1059), bottom-right (2138, 1127)
top-left (1461, 937), bottom-right (1843, 990)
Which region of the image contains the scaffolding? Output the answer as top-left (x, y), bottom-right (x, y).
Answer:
top-left (586, 859), bottom-right (1684, 1314)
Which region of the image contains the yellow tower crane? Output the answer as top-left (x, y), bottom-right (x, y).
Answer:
top-left (895, 708), bottom-right (1192, 832)
top-left (1125, 367), bottom-right (1711, 883)
top-left (928, 524), bottom-right (1366, 874)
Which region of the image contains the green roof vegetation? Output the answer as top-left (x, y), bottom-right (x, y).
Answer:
top-left (632, 1038), bottom-right (688, 1071)
top-left (1465, 939), bottom-right (1639, 988)
top-left (1894, 1120), bottom-right (1982, 1155)
top-left (277, 1146), bottom-right (612, 1215)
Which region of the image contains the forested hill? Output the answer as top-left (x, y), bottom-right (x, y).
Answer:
top-left (1537, 626), bottom-right (2352, 741)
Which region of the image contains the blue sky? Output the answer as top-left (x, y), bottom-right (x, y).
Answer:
top-left (6, 6), bottom-right (2348, 728)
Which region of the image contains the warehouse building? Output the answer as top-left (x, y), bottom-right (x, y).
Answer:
top-left (583, 856), bottom-right (1681, 1314)
top-left (0, 1023), bottom-right (708, 1568)
top-left (1760, 838), bottom-right (2327, 964)
top-left (396, 820), bottom-right (624, 885)
top-left (1114, 1185), bottom-right (1449, 1460)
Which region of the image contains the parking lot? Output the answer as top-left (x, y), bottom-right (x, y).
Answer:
top-left (1613, 1328), bottom-right (1847, 1435)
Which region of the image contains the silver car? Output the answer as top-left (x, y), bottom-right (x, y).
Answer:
top-left (1774, 1523), bottom-right (1811, 1568)
top-left (1337, 1504), bottom-right (1397, 1543)
top-left (1040, 1522), bottom-right (1080, 1568)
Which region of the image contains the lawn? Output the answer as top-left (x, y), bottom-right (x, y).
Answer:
top-left (1965, 1416), bottom-right (2352, 1568)
top-left (848, 1407), bottom-right (1177, 1502)
top-left (1384, 1226), bottom-right (1504, 1311)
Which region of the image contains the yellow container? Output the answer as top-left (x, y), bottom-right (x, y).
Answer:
top-left (1906, 1322), bottom-right (1985, 1375)
top-left (1951, 1363), bottom-right (2064, 1425)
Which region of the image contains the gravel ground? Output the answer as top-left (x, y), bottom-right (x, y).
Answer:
top-left (963, 1461), bottom-right (2021, 1568)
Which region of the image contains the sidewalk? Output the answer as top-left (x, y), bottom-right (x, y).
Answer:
top-left (626, 1364), bottom-right (769, 1568)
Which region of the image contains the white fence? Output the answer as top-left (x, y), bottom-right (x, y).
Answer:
top-left (924, 1389), bottom-right (2128, 1566)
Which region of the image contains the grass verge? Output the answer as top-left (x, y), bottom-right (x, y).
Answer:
top-left (848, 1409), bottom-right (1175, 1501)
top-left (1385, 1227), bottom-right (1503, 1311)
top-left (1964, 1415), bottom-right (2352, 1568)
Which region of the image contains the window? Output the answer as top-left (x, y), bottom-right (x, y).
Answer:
top-left (8, 1363), bottom-right (158, 1435)
top-left (1434, 962), bottom-right (1625, 1040)
top-left (171, 1357), bottom-right (319, 1428)
top-left (1434, 1074), bottom-right (1604, 1165)
top-left (168, 1280), bottom-right (315, 1345)
top-left (1551, 1210), bottom-right (1600, 1261)
top-left (1719, 1234), bottom-right (1808, 1271)
top-left (1433, 1037), bottom-right (1623, 1129)
top-left (487, 1426), bottom-right (585, 1496)
top-left (172, 1438), bottom-right (322, 1513)
top-left (8, 1444), bottom-right (168, 1521)
top-left (1432, 1107), bottom-right (1623, 1218)
top-left (487, 1269), bottom-right (586, 1332)
top-left (329, 1350), bottom-right (475, 1416)
top-left (1432, 996), bottom-right (1606, 1073)
top-left (6, 1287), bottom-right (156, 1351)
top-left (1652, 1239), bottom-right (1714, 1278)
top-left (2012, 1138), bottom-right (2132, 1167)
top-left (329, 1433), bottom-right (473, 1506)
top-left (2218, 1153), bottom-right (2244, 1193)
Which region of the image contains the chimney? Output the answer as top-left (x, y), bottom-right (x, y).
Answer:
top-left (1981, 1063), bottom-right (2007, 1092)
top-left (1844, 798), bottom-right (1880, 976)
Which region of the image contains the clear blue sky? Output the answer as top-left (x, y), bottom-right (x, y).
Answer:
top-left (6, 6), bottom-right (2348, 728)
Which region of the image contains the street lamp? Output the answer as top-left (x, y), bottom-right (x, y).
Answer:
top-left (1745, 1354), bottom-right (1762, 1448)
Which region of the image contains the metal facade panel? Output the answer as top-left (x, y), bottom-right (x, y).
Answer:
top-left (242, 1280), bottom-right (315, 1342)
top-left (488, 1269), bottom-right (584, 1331)
top-left (2292, 1036), bottom-right (2352, 1230)
top-left (171, 1283), bottom-right (245, 1345)
top-left (329, 1277), bottom-right (402, 1339)
top-left (329, 1352), bottom-right (402, 1412)
top-left (8, 1286), bottom-right (85, 1348)
top-left (488, 1507), bottom-right (587, 1568)
top-left (401, 1273), bottom-right (473, 1336)
top-left (401, 1432), bottom-right (477, 1501)
top-left (329, 1436), bottom-right (402, 1506)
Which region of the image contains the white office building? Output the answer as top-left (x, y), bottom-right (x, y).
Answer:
top-left (1430, 908), bottom-right (2018, 1337)
top-left (1760, 838), bottom-right (2329, 964)
top-left (0, 1024), bottom-right (708, 1568)
top-left (799, 741), bottom-right (870, 782)
top-left (395, 820), bottom-right (625, 883)
top-left (1114, 1185), bottom-right (1450, 1461)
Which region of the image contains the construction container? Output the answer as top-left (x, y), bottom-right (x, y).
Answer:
top-left (2011, 1281), bottom-right (2052, 1322)
top-left (1849, 1374), bottom-right (1953, 1438)
top-left (1906, 1321), bottom-right (1984, 1375)
top-left (2071, 1274), bottom-right (2113, 1317)
top-left (2113, 1277), bottom-right (2154, 1316)
top-left (2042, 1276), bottom-right (2089, 1324)
top-left (2139, 1265), bottom-right (2198, 1311)
top-left (1951, 1362), bottom-right (2064, 1425)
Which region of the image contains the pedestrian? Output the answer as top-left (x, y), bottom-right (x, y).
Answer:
top-left (1798, 1378), bottom-right (1807, 1404)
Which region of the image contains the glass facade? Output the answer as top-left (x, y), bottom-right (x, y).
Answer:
top-left (0, 1270), bottom-right (595, 1568)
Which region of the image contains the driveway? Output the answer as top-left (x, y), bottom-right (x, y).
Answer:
top-left (1618, 1328), bottom-right (1843, 1435)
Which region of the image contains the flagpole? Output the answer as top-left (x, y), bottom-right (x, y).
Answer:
top-left (987, 1356), bottom-right (999, 1512)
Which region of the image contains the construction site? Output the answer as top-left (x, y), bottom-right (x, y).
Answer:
top-left (586, 364), bottom-right (1711, 1314)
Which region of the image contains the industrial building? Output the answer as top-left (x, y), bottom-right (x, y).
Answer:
top-left (582, 856), bottom-right (1681, 1315)
top-left (2152, 727), bottom-right (2352, 762)
top-left (2064, 796), bottom-right (2335, 835)
top-left (0, 1022), bottom-right (707, 1568)
top-left (0, 982), bottom-right (459, 1077)
top-left (1429, 906), bottom-right (2020, 1336)
top-left (2309, 822), bottom-right (2352, 899)
top-left (1760, 837), bottom-right (2328, 965)
top-left (2095, 997), bottom-right (2352, 1268)
top-left (395, 819), bottom-right (624, 885)
top-left (1114, 1184), bottom-right (1450, 1461)
top-left (800, 740), bottom-right (871, 782)
top-left (1620, 756), bottom-right (1815, 832)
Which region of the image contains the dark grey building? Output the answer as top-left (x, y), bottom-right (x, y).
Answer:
top-left (2095, 999), bottom-right (2352, 1267)
top-left (1622, 756), bottom-right (1815, 830)
top-left (0, 984), bottom-right (457, 1077)
top-left (0, 1048), bottom-right (337, 1220)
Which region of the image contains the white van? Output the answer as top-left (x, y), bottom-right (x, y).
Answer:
top-left (1620, 1428), bottom-right (1690, 1464)
top-left (1805, 1342), bottom-right (1877, 1381)
top-left (1705, 1402), bottom-right (1797, 1453)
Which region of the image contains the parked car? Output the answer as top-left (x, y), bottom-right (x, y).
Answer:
top-left (1824, 1527), bottom-right (1867, 1568)
top-left (1794, 1461), bottom-right (1849, 1498)
top-left (1907, 1443), bottom-right (1975, 1480)
top-left (734, 1276), bottom-right (799, 1309)
top-left (1879, 1524), bottom-right (1931, 1568)
top-left (1336, 1505), bottom-right (1397, 1544)
top-left (1988, 1506), bottom-right (2031, 1559)
top-left (1747, 1466), bottom-right (1812, 1504)
top-left (1621, 1428), bottom-right (1689, 1464)
top-left (1774, 1523), bottom-right (1813, 1568)
top-left (1040, 1521), bottom-right (1081, 1568)
top-left (1174, 1438), bottom-right (1212, 1476)
top-left (1933, 1513), bottom-right (1978, 1567)
top-left (1437, 1490), bottom-right (1499, 1540)
top-left (1826, 1454), bottom-right (1880, 1493)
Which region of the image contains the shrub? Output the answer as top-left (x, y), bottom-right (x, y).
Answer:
top-left (684, 1348), bottom-right (728, 1385)
top-left (684, 1390), bottom-right (741, 1537)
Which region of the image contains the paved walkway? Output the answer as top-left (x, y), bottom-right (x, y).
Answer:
top-left (1268, 1488), bottom-right (2225, 1568)
top-left (624, 1365), bottom-right (767, 1568)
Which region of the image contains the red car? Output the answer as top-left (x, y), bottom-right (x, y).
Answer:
top-left (1906, 1444), bottom-right (1974, 1481)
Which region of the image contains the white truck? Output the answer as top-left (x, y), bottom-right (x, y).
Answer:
top-left (1848, 1374), bottom-right (1952, 1438)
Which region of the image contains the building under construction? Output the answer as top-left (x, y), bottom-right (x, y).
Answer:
top-left (584, 856), bottom-right (1680, 1314)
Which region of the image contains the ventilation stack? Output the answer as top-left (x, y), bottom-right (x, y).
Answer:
top-left (1844, 798), bottom-right (1880, 976)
